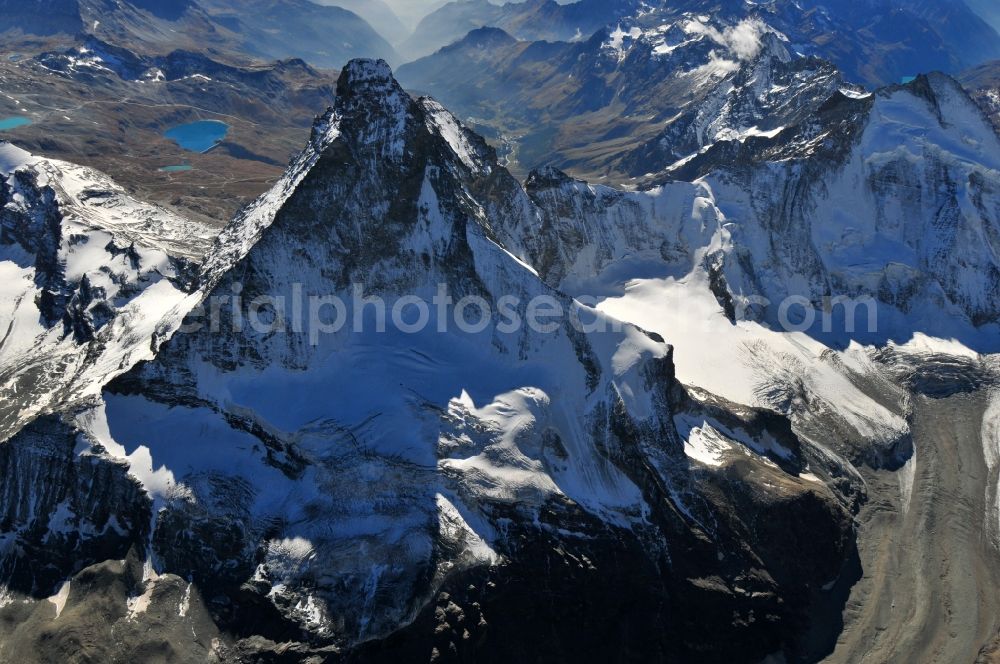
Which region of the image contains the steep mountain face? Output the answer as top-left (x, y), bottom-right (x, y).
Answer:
top-left (701, 72), bottom-right (1000, 336)
top-left (0, 143), bottom-right (201, 637)
top-left (615, 32), bottom-right (858, 180)
top-left (0, 61), bottom-right (863, 662)
top-left (0, 147), bottom-right (217, 664)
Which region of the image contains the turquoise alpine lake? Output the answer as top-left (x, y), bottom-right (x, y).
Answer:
top-left (0, 116), bottom-right (32, 131)
top-left (158, 164), bottom-right (194, 172)
top-left (164, 120), bottom-right (229, 153)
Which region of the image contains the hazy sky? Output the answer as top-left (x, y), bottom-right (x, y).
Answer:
top-left (382, 0), bottom-right (449, 28)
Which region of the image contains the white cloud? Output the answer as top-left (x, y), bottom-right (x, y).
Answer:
top-left (683, 17), bottom-right (780, 61)
top-left (725, 19), bottom-right (770, 60)
top-left (688, 51), bottom-right (741, 79)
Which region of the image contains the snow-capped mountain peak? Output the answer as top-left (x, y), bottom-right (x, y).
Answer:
top-left (0, 61), bottom-right (858, 660)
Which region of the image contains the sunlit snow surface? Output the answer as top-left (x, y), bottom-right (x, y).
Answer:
top-left (0, 143), bottom-right (212, 441)
top-left (520, 72), bottom-right (1000, 472)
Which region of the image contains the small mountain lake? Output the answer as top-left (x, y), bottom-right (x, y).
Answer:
top-left (164, 120), bottom-right (229, 153)
top-left (0, 116), bottom-right (32, 131)
top-left (158, 164), bottom-right (193, 173)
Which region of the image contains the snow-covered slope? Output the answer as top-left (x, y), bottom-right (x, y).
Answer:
top-left (0, 142), bottom-right (210, 442)
top-left (703, 72), bottom-right (1000, 340)
top-left (511, 65), bottom-right (1000, 661)
top-left (516, 71), bottom-right (1000, 467)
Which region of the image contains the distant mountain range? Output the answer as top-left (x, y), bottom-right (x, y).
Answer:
top-left (399, 0), bottom-right (645, 60)
top-left (0, 0), bottom-right (400, 68)
top-left (398, 2), bottom-right (1000, 185)
top-left (402, 0), bottom-right (1000, 87)
top-left (315, 0), bottom-right (411, 45)
top-left (397, 19), bottom-right (859, 183)
top-left (197, 0), bottom-right (401, 67)
top-left (6, 0), bottom-right (997, 89)
top-left (383, 0), bottom-right (448, 30)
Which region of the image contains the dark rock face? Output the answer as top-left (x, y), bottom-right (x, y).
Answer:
top-left (347, 521), bottom-right (784, 664)
top-left (0, 416), bottom-right (150, 598)
top-left (0, 171), bottom-right (67, 329)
